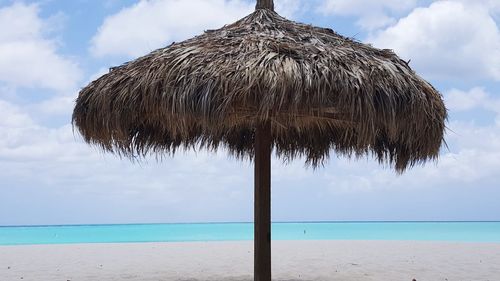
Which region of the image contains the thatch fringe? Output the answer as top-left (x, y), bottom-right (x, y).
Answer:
top-left (73, 9), bottom-right (447, 172)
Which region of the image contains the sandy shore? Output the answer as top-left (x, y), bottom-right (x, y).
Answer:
top-left (1, 241), bottom-right (499, 281)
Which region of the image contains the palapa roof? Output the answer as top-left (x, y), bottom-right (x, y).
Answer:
top-left (73, 8), bottom-right (447, 172)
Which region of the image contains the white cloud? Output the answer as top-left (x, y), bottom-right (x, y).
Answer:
top-left (320, 0), bottom-right (417, 14)
top-left (33, 95), bottom-right (75, 116)
top-left (446, 87), bottom-right (500, 113)
top-left (0, 3), bottom-right (81, 92)
top-left (445, 87), bottom-right (500, 126)
top-left (91, 0), bottom-right (254, 58)
top-left (0, 99), bottom-right (34, 128)
top-left (319, 0), bottom-right (418, 30)
top-left (369, 0), bottom-right (500, 81)
top-left (0, 99), bottom-right (76, 161)
top-left (459, 0), bottom-right (500, 14)
top-left (274, 0), bottom-right (304, 18)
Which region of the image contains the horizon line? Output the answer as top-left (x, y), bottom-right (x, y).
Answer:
top-left (2, 220), bottom-right (500, 228)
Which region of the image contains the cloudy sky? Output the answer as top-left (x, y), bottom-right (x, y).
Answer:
top-left (1, 0), bottom-right (499, 226)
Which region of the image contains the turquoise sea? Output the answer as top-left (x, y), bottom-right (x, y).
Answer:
top-left (1, 222), bottom-right (499, 245)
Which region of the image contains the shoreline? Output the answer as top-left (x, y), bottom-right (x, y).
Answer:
top-left (2, 240), bottom-right (499, 280)
top-left (2, 238), bottom-right (500, 247)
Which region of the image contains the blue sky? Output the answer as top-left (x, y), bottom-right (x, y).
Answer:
top-left (1, 0), bottom-right (499, 225)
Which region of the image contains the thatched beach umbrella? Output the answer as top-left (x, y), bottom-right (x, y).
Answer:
top-left (73, 0), bottom-right (446, 280)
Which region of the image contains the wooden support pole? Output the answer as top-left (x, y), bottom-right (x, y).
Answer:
top-left (256, 0), bottom-right (274, 11)
top-left (254, 121), bottom-right (272, 281)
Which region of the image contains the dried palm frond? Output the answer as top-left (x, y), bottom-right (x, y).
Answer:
top-left (73, 9), bottom-right (447, 172)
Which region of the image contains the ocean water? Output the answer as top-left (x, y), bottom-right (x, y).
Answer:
top-left (1, 222), bottom-right (499, 245)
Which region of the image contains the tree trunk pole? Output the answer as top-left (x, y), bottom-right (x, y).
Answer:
top-left (254, 121), bottom-right (272, 281)
top-left (256, 0), bottom-right (274, 11)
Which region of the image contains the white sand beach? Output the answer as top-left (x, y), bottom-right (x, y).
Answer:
top-left (1, 241), bottom-right (499, 281)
